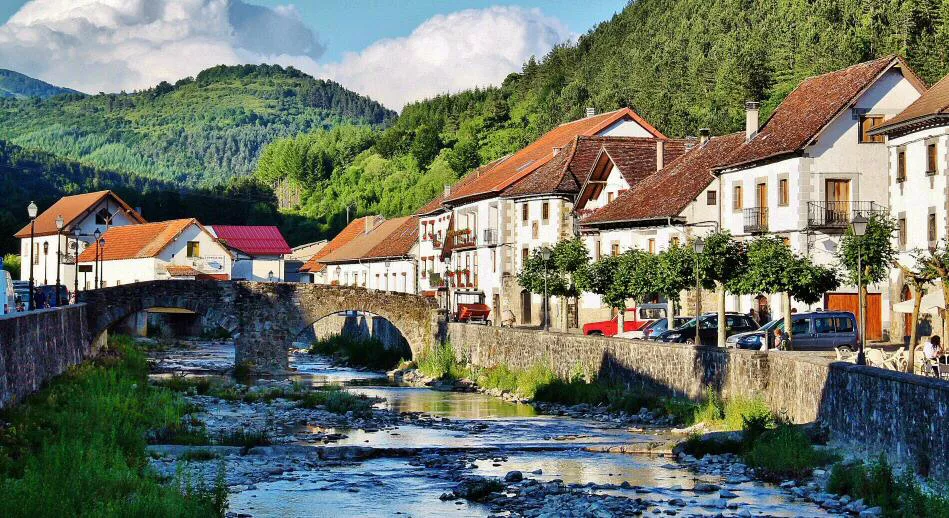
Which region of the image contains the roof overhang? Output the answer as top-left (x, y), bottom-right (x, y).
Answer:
top-left (869, 114), bottom-right (949, 138)
top-left (581, 215), bottom-right (686, 230)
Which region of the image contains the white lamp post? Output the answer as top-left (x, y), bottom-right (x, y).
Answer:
top-left (27, 201), bottom-right (38, 310)
top-left (851, 214), bottom-right (868, 365)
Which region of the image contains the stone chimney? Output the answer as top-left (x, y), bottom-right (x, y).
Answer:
top-left (745, 101), bottom-right (760, 141)
top-left (443, 184), bottom-right (451, 198)
top-left (656, 140), bottom-right (665, 171)
top-left (364, 215), bottom-right (381, 234)
top-left (699, 128), bottom-right (711, 145)
top-left (585, 107), bottom-right (596, 118)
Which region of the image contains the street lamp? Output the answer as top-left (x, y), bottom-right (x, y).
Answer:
top-left (335, 265), bottom-right (342, 285)
top-left (93, 229), bottom-right (101, 290)
top-left (42, 241), bottom-right (49, 285)
top-left (99, 238), bottom-right (106, 288)
top-left (27, 201), bottom-right (38, 310)
top-left (693, 237), bottom-right (705, 345)
top-left (55, 214), bottom-right (63, 307)
top-left (72, 228), bottom-right (81, 300)
top-left (851, 214), bottom-right (869, 365)
top-left (268, 271), bottom-right (274, 282)
top-left (384, 260), bottom-right (391, 292)
top-left (539, 247), bottom-right (552, 332)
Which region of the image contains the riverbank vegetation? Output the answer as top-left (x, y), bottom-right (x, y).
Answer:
top-left (828, 458), bottom-right (949, 518)
top-left (0, 334), bottom-right (227, 517)
top-left (309, 334), bottom-right (408, 371)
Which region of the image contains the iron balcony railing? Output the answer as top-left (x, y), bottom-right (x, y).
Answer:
top-left (743, 207), bottom-right (768, 234)
top-left (452, 231), bottom-right (477, 249)
top-left (482, 228), bottom-right (499, 246)
top-left (807, 201), bottom-right (883, 230)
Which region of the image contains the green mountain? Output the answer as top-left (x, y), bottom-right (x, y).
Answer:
top-left (0, 64), bottom-right (395, 186)
top-left (0, 69), bottom-right (81, 99)
top-left (258, 0), bottom-right (949, 238)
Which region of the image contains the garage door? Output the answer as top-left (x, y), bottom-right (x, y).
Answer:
top-left (824, 293), bottom-right (882, 341)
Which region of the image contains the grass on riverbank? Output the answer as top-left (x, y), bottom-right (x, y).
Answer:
top-left (309, 334), bottom-right (408, 371)
top-left (0, 335), bottom-right (227, 517)
top-left (828, 457), bottom-right (949, 518)
top-left (416, 342), bottom-right (471, 380)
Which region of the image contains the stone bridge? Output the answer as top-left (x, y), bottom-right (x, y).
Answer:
top-left (79, 280), bottom-right (440, 370)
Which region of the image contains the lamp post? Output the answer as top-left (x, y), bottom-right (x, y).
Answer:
top-left (444, 266), bottom-right (451, 322)
top-left (27, 201), bottom-right (38, 310)
top-left (335, 265), bottom-right (342, 286)
top-left (539, 247), bottom-right (552, 332)
top-left (72, 228), bottom-right (80, 300)
top-left (384, 260), bottom-right (391, 292)
top-left (93, 229), bottom-right (101, 290)
top-left (55, 215), bottom-right (63, 307)
top-left (268, 271), bottom-right (274, 282)
top-left (693, 237), bottom-right (705, 346)
top-left (99, 238), bottom-right (106, 288)
top-left (42, 241), bottom-right (49, 285)
top-left (851, 214), bottom-right (869, 365)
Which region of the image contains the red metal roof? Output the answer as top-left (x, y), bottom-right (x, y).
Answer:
top-left (210, 225), bottom-right (291, 256)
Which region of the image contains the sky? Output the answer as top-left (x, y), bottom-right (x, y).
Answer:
top-left (0, 0), bottom-right (626, 109)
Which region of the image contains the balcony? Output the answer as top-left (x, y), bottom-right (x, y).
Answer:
top-left (451, 230), bottom-right (477, 250)
top-left (743, 207), bottom-right (768, 234)
top-left (807, 201), bottom-right (883, 231)
top-left (482, 228), bottom-right (499, 246)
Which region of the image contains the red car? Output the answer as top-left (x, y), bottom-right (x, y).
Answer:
top-left (582, 303), bottom-right (667, 336)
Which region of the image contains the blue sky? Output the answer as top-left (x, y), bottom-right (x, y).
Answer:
top-left (0, 1), bottom-right (626, 109)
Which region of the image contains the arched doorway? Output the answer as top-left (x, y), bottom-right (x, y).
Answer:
top-left (901, 284), bottom-right (913, 342)
top-left (521, 289), bottom-right (532, 325)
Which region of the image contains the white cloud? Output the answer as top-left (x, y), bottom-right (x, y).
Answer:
top-left (0, 0), bottom-right (323, 93)
top-left (315, 6), bottom-right (571, 109)
top-left (0, 2), bottom-right (570, 109)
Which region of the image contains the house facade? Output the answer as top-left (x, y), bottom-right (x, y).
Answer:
top-left (872, 72), bottom-right (949, 343)
top-left (713, 56), bottom-right (925, 339)
top-left (319, 216), bottom-right (419, 294)
top-left (75, 219), bottom-right (232, 287)
top-left (298, 216), bottom-right (380, 284)
top-left (209, 225), bottom-right (291, 282)
top-left (15, 190), bottom-right (145, 294)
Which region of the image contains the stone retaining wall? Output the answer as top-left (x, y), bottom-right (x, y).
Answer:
top-left (448, 323), bottom-right (949, 478)
top-left (0, 305), bottom-right (94, 409)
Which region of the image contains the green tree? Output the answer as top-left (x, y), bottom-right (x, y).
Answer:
top-left (837, 214), bottom-right (897, 348)
top-left (697, 231), bottom-right (748, 346)
top-left (894, 254), bottom-right (935, 371)
top-left (518, 239), bottom-right (590, 328)
top-left (917, 242), bottom-right (949, 343)
top-left (2, 253), bottom-right (20, 279)
top-left (655, 243), bottom-right (697, 316)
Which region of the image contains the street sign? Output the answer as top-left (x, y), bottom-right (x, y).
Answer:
top-left (78, 265), bottom-right (93, 273)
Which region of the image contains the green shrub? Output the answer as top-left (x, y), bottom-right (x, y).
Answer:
top-left (828, 458), bottom-right (949, 518)
top-left (233, 361), bottom-right (254, 383)
top-left (216, 429), bottom-right (271, 454)
top-left (417, 342), bottom-right (469, 380)
top-left (179, 449), bottom-right (220, 462)
top-left (309, 334), bottom-right (408, 371)
top-left (743, 425), bottom-right (837, 481)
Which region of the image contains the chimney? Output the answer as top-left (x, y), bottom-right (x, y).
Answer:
top-left (364, 215), bottom-right (380, 234)
top-left (443, 184), bottom-right (451, 198)
top-left (552, 146), bottom-right (562, 156)
top-left (585, 107), bottom-right (596, 118)
top-left (656, 140), bottom-right (665, 171)
top-left (699, 128), bottom-right (710, 145)
top-left (745, 101), bottom-right (760, 141)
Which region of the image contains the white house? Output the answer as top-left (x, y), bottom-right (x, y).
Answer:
top-left (319, 215), bottom-right (419, 294)
top-left (872, 72), bottom-right (949, 343)
top-left (298, 216), bottom-right (380, 284)
top-left (209, 225), bottom-right (291, 282)
top-left (578, 131), bottom-right (744, 320)
top-left (285, 240), bottom-right (327, 282)
top-left (713, 55), bottom-right (925, 340)
top-left (76, 218), bottom-right (232, 287)
top-left (436, 108), bottom-right (669, 325)
top-left (15, 190), bottom-right (145, 295)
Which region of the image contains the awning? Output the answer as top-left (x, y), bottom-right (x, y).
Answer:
top-left (892, 286), bottom-right (945, 315)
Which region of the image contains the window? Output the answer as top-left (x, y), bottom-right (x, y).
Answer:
top-left (94, 207), bottom-right (112, 225)
top-left (607, 192), bottom-right (615, 203)
top-left (706, 190), bottom-right (717, 205)
top-left (541, 201), bottom-right (550, 222)
top-left (898, 218), bottom-right (907, 248)
top-left (897, 149), bottom-right (907, 182)
top-left (521, 247), bottom-right (529, 266)
top-left (648, 239), bottom-right (656, 254)
top-left (791, 319), bottom-right (810, 335)
top-left (859, 115), bottom-right (885, 143)
top-left (733, 184), bottom-right (743, 210)
top-left (492, 249), bottom-right (497, 273)
top-left (594, 240), bottom-right (601, 260)
top-left (833, 317), bottom-right (854, 333)
top-left (521, 203), bottom-right (529, 223)
top-left (610, 242), bottom-right (620, 256)
top-left (186, 241), bottom-right (200, 257)
top-left (778, 178), bottom-right (789, 206)
top-left (33, 243), bottom-right (39, 264)
top-left (929, 213), bottom-right (937, 243)
top-left (928, 142), bottom-right (938, 174)
top-left (814, 317), bottom-right (835, 334)
top-left (531, 221), bottom-right (539, 239)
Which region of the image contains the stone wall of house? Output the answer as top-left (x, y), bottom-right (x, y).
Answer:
top-left (0, 305), bottom-right (94, 409)
top-left (448, 323), bottom-right (949, 478)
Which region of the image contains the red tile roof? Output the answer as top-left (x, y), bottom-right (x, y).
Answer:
top-left (582, 133), bottom-right (745, 226)
top-left (77, 219), bottom-right (202, 261)
top-left (15, 190), bottom-right (145, 238)
top-left (209, 225), bottom-right (291, 256)
top-left (365, 216), bottom-right (419, 259)
top-left (720, 55), bottom-right (924, 170)
top-left (298, 216), bottom-right (379, 273)
top-left (320, 216), bottom-right (417, 263)
top-left (875, 71), bottom-right (949, 134)
top-left (165, 265), bottom-right (202, 277)
top-left (444, 108), bottom-right (666, 204)
top-left (416, 158), bottom-right (505, 216)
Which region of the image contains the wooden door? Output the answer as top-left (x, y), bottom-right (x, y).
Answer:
top-left (520, 290), bottom-right (532, 325)
top-left (825, 292), bottom-right (882, 341)
top-left (756, 182), bottom-right (768, 227)
top-left (825, 179), bottom-right (850, 226)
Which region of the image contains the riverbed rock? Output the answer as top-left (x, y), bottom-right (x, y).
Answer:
top-left (504, 470), bottom-right (523, 482)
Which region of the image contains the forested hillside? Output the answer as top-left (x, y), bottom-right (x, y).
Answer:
top-left (0, 139), bottom-right (323, 254)
top-left (0, 69), bottom-right (80, 99)
top-left (0, 64), bottom-right (395, 186)
top-left (257, 0), bottom-right (949, 238)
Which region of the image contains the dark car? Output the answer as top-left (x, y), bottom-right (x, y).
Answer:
top-left (36, 285), bottom-right (71, 307)
top-left (643, 316), bottom-right (692, 340)
top-left (656, 313), bottom-right (759, 344)
top-left (729, 311), bottom-right (858, 351)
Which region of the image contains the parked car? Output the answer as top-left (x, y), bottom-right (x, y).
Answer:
top-left (583, 303), bottom-right (668, 336)
top-left (656, 313), bottom-right (759, 344)
top-left (0, 270), bottom-right (13, 314)
top-left (729, 311), bottom-right (858, 351)
top-left (37, 285), bottom-right (71, 308)
top-left (13, 280), bottom-right (30, 310)
top-left (618, 316), bottom-right (692, 340)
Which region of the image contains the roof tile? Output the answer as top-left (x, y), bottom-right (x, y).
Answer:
top-left (76, 219), bottom-right (198, 262)
top-left (210, 225), bottom-right (291, 256)
top-left (15, 190), bottom-right (145, 238)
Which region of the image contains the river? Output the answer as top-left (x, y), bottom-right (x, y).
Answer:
top-left (148, 341), bottom-right (834, 517)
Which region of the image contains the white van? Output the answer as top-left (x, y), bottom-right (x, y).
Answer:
top-left (0, 270), bottom-right (13, 314)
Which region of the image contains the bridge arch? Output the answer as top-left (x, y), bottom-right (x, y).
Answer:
top-left (80, 280), bottom-right (440, 370)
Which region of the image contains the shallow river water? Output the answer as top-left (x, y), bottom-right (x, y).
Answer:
top-left (150, 342), bottom-right (834, 518)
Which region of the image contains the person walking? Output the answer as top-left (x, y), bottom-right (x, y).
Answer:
top-left (923, 336), bottom-right (943, 377)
